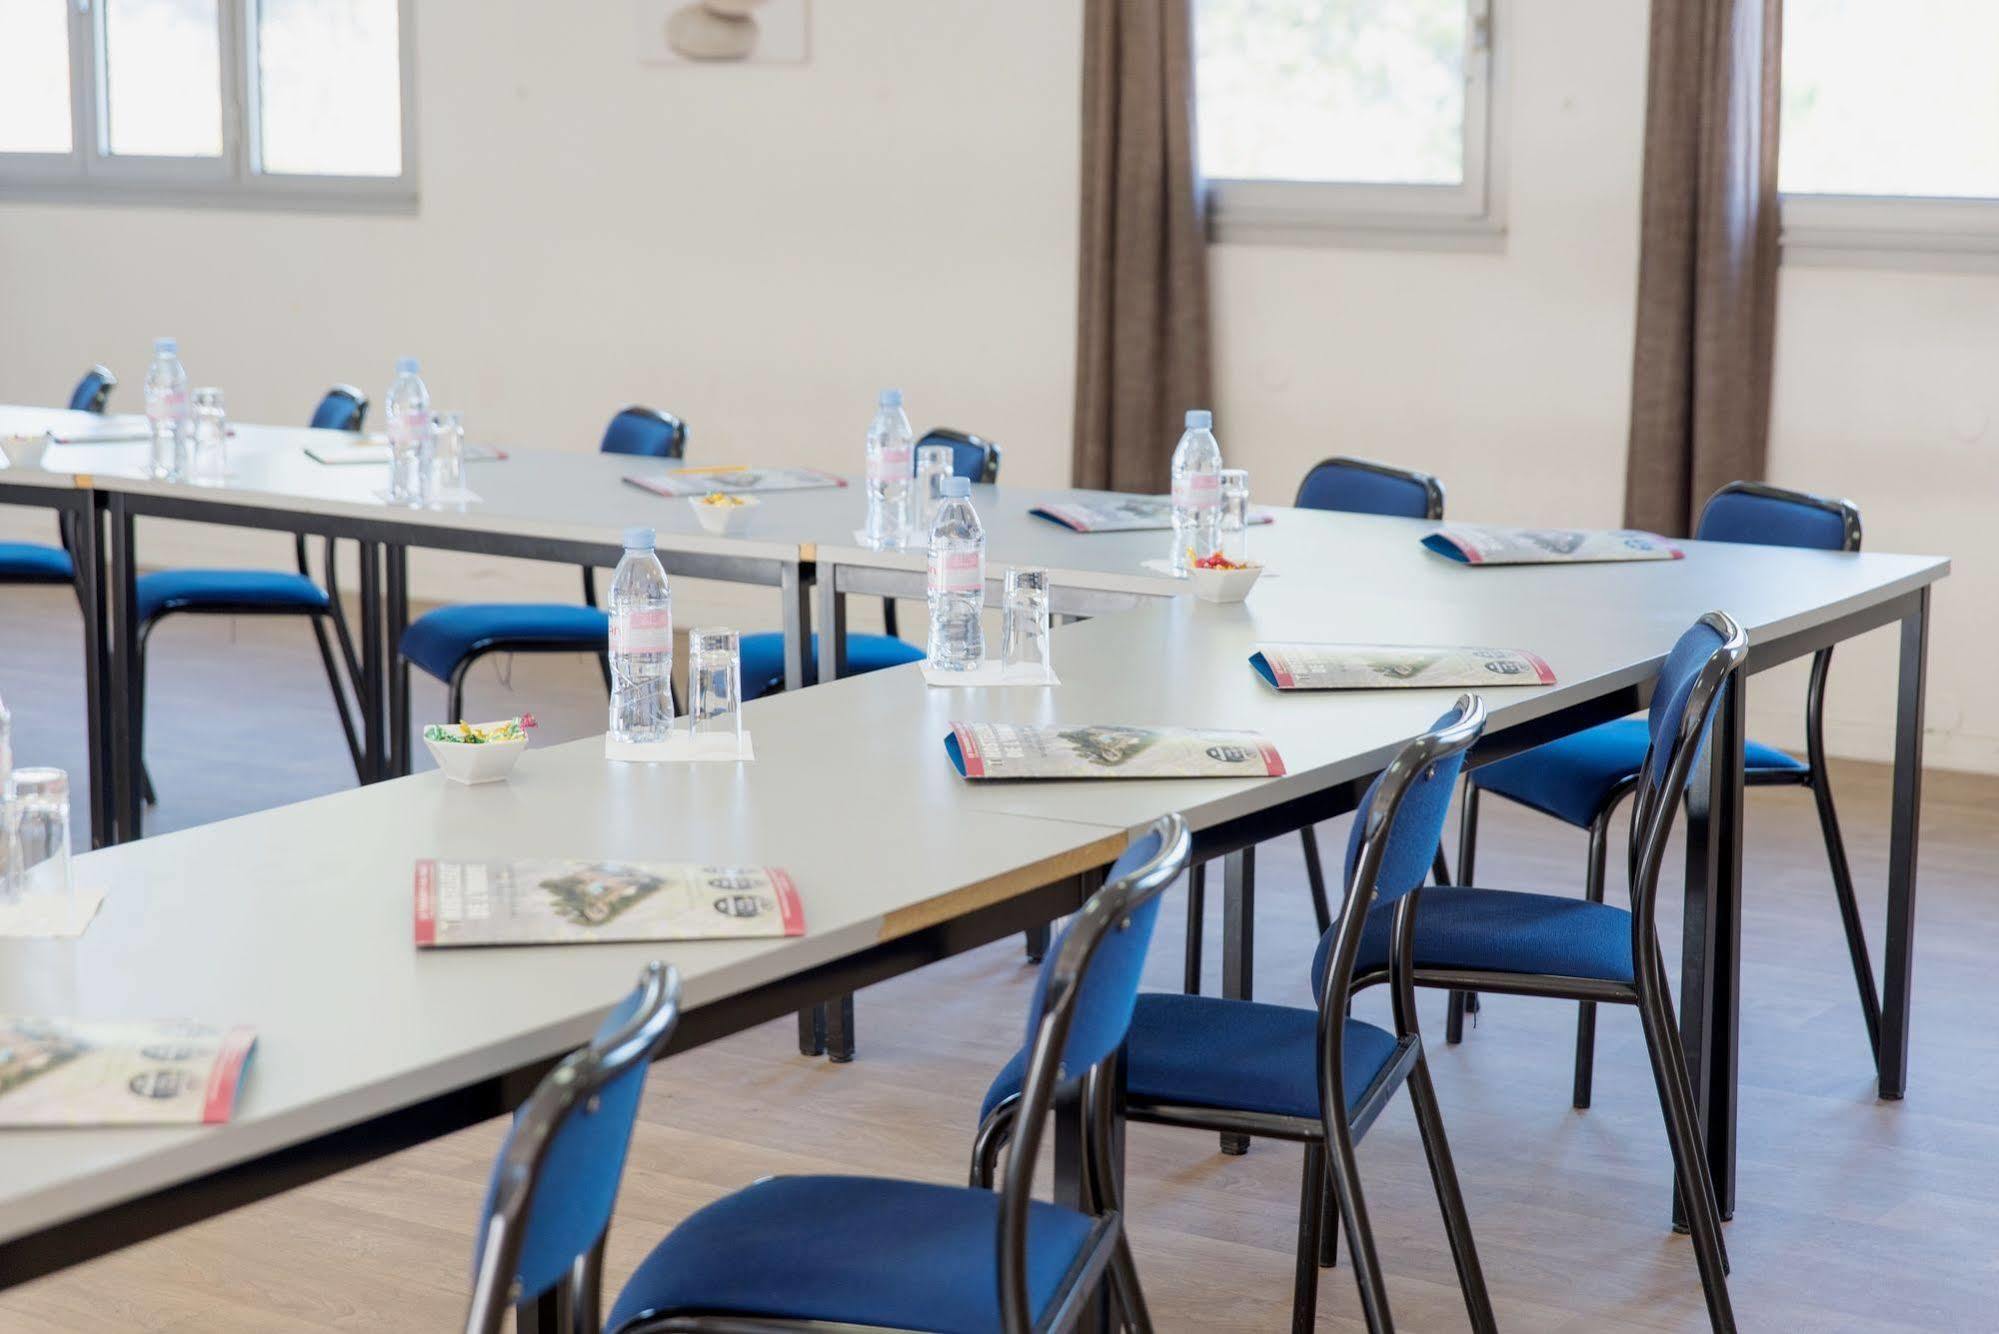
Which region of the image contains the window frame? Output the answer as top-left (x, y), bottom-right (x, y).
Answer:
top-left (0, 0), bottom-right (418, 213)
top-left (1200, 0), bottom-right (1504, 251)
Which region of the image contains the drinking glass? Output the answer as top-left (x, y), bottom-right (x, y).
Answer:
top-left (430, 410), bottom-right (466, 498)
top-left (1219, 469), bottom-right (1252, 566)
top-left (688, 628), bottom-right (744, 752)
top-left (914, 445), bottom-right (955, 543)
top-left (1002, 567), bottom-right (1052, 680)
top-left (6, 768), bottom-right (71, 905)
top-left (190, 387), bottom-right (228, 482)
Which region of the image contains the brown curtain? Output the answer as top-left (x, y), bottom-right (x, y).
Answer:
top-left (1623, 0), bottom-right (1783, 536)
top-left (1072, 0), bottom-right (1213, 494)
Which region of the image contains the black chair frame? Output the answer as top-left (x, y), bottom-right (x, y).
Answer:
top-left (976, 708), bottom-right (1496, 1334)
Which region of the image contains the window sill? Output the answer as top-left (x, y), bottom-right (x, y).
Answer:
top-left (0, 177), bottom-right (419, 216)
top-left (1780, 194), bottom-right (1999, 274)
top-left (1208, 207), bottom-right (1506, 253)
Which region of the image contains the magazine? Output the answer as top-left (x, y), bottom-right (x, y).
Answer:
top-left (1421, 525), bottom-right (1682, 565)
top-left (623, 466), bottom-right (848, 498)
top-left (1250, 643), bottom-right (1555, 690)
top-left (1029, 496), bottom-right (1275, 533)
top-left (947, 722), bottom-right (1285, 780)
top-left (0, 1018), bottom-right (255, 1126)
top-left (414, 859), bottom-right (804, 948)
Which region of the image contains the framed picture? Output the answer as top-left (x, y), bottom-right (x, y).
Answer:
top-left (635, 0), bottom-right (810, 66)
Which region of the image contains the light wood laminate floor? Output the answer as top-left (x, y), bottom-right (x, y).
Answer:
top-left (1, 585), bottom-right (1993, 1331)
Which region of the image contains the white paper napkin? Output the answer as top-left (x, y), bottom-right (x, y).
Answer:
top-left (0, 888), bottom-right (106, 939)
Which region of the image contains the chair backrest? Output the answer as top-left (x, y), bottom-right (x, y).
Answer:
top-left (465, 962), bottom-right (682, 1334)
top-left (1294, 456), bottom-right (1444, 520)
top-left (311, 385), bottom-right (369, 432)
top-left (918, 427), bottom-right (1002, 483)
top-left (68, 365), bottom-right (116, 414)
top-left (1697, 481), bottom-right (1859, 553)
top-left (998, 813), bottom-right (1190, 1332)
top-left (600, 406), bottom-right (687, 459)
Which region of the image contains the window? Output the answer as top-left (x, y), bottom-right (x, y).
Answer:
top-left (0, 0), bottom-right (414, 209)
top-left (1195, 0), bottom-right (1499, 247)
top-left (1780, 0), bottom-right (1999, 264)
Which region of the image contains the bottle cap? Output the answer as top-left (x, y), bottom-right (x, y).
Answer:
top-left (940, 477), bottom-right (971, 498)
top-left (623, 525), bottom-right (656, 550)
top-left (154, 337), bottom-right (178, 354)
top-left (1184, 409), bottom-right (1213, 430)
top-left (878, 388), bottom-right (903, 408)
top-left (395, 356), bottom-right (421, 375)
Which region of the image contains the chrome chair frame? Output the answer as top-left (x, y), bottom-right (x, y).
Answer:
top-left (976, 711), bottom-right (1496, 1333)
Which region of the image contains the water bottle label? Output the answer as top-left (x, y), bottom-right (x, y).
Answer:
top-left (149, 389), bottom-right (188, 421)
top-left (610, 609), bottom-right (672, 655)
top-left (928, 548), bottom-right (984, 594)
top-left (867, 445), bottom-right (913, 482)
top-left (1172, 472), bottom-right (1221, 510)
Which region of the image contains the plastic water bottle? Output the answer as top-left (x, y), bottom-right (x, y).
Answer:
top-left (1170, 408), bottom-right (1224, 575)
top-left (142, 337), bottom-right (190, 481)
top-left (927, 476), bottom-right (985, 669)
top-left (864, 388), bottom-right (916, 549)
top-left (385, 356), bottom-right (432, 504)
top-left (608, 526), bottom-right (674, 744)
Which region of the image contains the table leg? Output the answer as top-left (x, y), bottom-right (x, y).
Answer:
top-left (107, 496), bottom-right (142, 843)
top-left (785, 559), bottom-right (814, 692)
top-left (1679, 673), bottom-right (1745, 1221)
top-left (386, 544), bottom-right (410, 778)
top-left (357, 542), bottom-right (385, 784)
top-left (1220, 847), bottom-right (1255, 1155)
top-left (813, 562), bottom-right (846, 687)
top-left (799, 561), bottom-right (843, 1057)
top-left (73, 496), bottom-right (112, 849)
top-left (1878, 586), bottom-right (1929, 1099)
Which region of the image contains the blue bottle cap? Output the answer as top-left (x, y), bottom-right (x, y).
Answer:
top-left (878, 388), bottom-right (903, 408)
top-left (154, 337), bottom-right (178, 354)
top-left (940, 476), bottom-right (971, 498)
top-left (1185, 409), bottom-right (1213, 430)
top-left (395, 356), bottom-right (421, 375)
top-left (623, 526), bottom-right (655, 550)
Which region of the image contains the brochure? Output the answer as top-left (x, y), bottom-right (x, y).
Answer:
top-left (623, 466), bottom-right (847, 498)
top-left (0, 1018), bottom-right (255, 1126)
top-left (1029, 496), bottom-right (1275, 533)
top-left (947, 722), bottom-right (1285, 779)
top-left (1250, 642), bottom-right (1555, 690)
top-left (305, 439), bottom-right (507, 465)
top-left (414, 859), bottom-right (804, 947)
top-left (1421, 525), bottom-right (1682, 565)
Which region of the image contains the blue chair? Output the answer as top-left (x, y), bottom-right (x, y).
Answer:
top-left (1454, 482), bottom-right (1871, 1084)
top-left (131, 387), bottom-right (371, 807)
top-left (398, 407), bottom-right (686, 722)
top-left (68, 364), bottom-right (117, 414)
top-left (976, 706), bottom-right (1495, 1333)
top-left (737, 426), bottom-right (1001, 701)
top-left (1322, 614), bottom-right (1748, 1329)
top-left (469, 820), bottom-right (1190, 1333)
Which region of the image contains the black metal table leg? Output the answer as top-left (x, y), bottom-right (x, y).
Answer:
top-left (1221, 847), bottom-right (1255, 1155)
top-left (357, 542), bottom-right (385, 784)
top-left (73, 494), bottom-right (113, 849)
top-left (803, 564), bottom-right (849, 1058)
top-left (107, 495), bottom-right (142, 843)
top-left (386, 544), bottom-right (410, 778)
top-left (1879, 586), bottom-right (1929, 1099)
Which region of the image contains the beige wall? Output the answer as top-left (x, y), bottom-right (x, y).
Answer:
top-left (2, 0), bottom-right (1991, 770)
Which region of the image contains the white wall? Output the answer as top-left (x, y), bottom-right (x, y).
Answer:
top-left (2, 0), bottom-right (1992, 771)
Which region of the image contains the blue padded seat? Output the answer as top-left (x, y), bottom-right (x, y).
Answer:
top-left (399, 603), bottom-right (608, 682)
top-left (135, 569), bottom-right (330, 623)
top-left (980, 992), bottom-right (1401, 1124)
top-left (1474, 716), bottom-right (1805, 827)
top-left (1312, 887), bottom-right (1637, 990)
top-left (0, 542), bottom-right (75, 583)
top-left (605, 1175), bottom-right (1095, 1334)
top-left (738, 631), bottom-right (925, 700)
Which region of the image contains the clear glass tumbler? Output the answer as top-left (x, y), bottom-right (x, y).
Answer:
top-left (688, 628), bottom-right (743, 752)
top-left (190, 387), bottom-right (228, 483)
top-left (914, 444), bottom-right (955, 542)
top-left (1219, 469), bottom-right (1252, 566)
top-left (7, 768), bottom-right (71, 905)
top-left (1002, 567), bottom-right (1052, 680)
top-left (430, 410), bottom-right (466, 498)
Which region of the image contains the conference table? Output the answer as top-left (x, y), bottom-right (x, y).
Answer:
top-left (0, 481), bottom-right (1946, 1309)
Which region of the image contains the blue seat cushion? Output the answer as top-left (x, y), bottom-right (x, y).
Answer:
top-left (1313, 887), bottom-right (1637, 991)
top-left (605, 1175), bottom-right (1096, 1334)
top-left (135, 569), bottom-right (330, 623)
top-left (980, 992), bottom-right (1401, 1125)
top-left (400, 603), bottom-right (610, 682)
top-left (1473, 716), bottom-right (1806, 827)
top-left (738, 631), bottom-right (925, 701)
top-left (0, 542), bottom-right (74, 584)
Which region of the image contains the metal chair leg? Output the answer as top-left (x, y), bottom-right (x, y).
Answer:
top-left (969, 1099), bottom-right (1016, 1189)
top-left (1325, 1115), bottom-right (1393, 1332)
top-left (1300, 825), bottom-right (1333, 936)
top-left (1405, 1048), bottom-right (1497, 1332)
top-left (1810, 768), bottom-right (1883, 1060)
top-left (1315, 1157), bottom-right (1339, 1269)
top-left (1182, 862), bottom-right (1206, 995)
top-left (1292, 1141), bottom-right (1326, 1332)
top-left (1446, 784), bottom-right (1483, 1043)
top-left (1107, 1226), bottom-right (1155, 1334)
top-left (308, 612), bottom-right (367, 783)
top-left (1573, 808), bottom-right (1613, 1109)
top-left (133, 621), bottom-right (157, 809)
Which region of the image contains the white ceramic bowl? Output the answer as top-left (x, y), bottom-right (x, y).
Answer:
top-left (2, 436), bottom-right (48, 471)
top-left (690, 495), bottom-right (759, 536)
top-left (1188, 563), bottom-right (1264, 603)
top-left (424, 734), bottom-right (528, 785)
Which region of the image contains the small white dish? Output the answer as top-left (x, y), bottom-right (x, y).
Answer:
top-left (424, 734), bottom-right (528, 784)
top-left (690, 494), bottom-right (759, 536)
top-left (1189, 563), bottom-right (1264, 603)
top-left (2, 436), bottom-right (48, 471)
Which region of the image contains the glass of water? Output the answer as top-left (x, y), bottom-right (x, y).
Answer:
top-left (914, 445), bottom-right (955, 542)
top-left (190, 387), bottom-right (228, 483)
top-left (6, 768), bottom-right (72, 906)
top-left (430, 410), bottom-right (466, 498)
top-left (1219, 469), bottom-right (1252, 566)
top-left (1002, 568), bottom-right (1052, 680)
top-left (688, 628), bottom-right (743, 753)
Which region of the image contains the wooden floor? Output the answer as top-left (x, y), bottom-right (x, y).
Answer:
top-left (2, 584), bottom-right (1995, 1332)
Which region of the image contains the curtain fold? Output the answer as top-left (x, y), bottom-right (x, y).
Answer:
top-left (1072, 0), bottom-right (1214, 494)
top-left (1623, 0), bottom-right (1783, 536)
